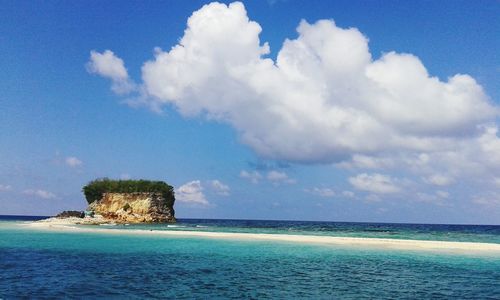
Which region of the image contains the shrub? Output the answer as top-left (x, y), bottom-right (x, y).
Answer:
top-left (56, 211), bottom-right (84, 218)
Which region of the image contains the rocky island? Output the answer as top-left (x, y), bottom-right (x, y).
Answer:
top-left (40, 179), bottom-right (176, 225)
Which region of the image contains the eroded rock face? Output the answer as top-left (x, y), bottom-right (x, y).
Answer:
top-left (88, 192), bottom-right (175, 223)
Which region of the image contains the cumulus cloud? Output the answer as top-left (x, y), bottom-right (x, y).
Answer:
top-left (338, 125), bottom-right (500, 194)
top-left (240, 169), bottom-right (296, 185)
top-left (423, 174), bottom-right (454, 186)
top-left (0, 184), bottom-right (12, 192)
top-left (87, 50), bottom-right (135, 94)
top-left (336, 154), bottom-right (395, 170)
top-left (473, 192), bottom-right (500, 206)
top-left (65, 156), bottom-right (82, 168)
top-left (176, 180), bottom-right (209, 205)
top-left (349, 173), bottom-right (400, 194)
top-left (90, 2), bottom-right (498, 161)
top-left (266, 170), bottom-right (287, 181)
top-left (90, 2), bottom-right (500, 207)
top-left (415, 191), bottom-right (450, 206)
top-left (23, 189), bottom-right (56, 199)
top-left (305, 187), bottom-right (335, 197)
top-left (116, 1), bottom-right (496, 164)
top-left (210, 180), bottom-right (230, 196)
top-left (342, 190), bottom-right (355, 198)
top-left (240, 170), bottom-right (262, 184)
top-left (266, 170), bottom-right (296, 184)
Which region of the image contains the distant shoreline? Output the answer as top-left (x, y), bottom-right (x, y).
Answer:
top-left (1, 215), bottom-right (500, 226)
top-left (22, 219), bottom-right (500, 256)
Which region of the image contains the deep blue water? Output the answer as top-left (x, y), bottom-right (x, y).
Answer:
top-left (0, 215), bottom-right (48, 221)
top-left (1, 216), bottom-right (499, 299)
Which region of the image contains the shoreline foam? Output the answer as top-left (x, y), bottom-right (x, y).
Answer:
top-left (22, 220), bottom-right (500, 255)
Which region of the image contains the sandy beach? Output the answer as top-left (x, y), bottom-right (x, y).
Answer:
top-left (25, 218), bottom-right (500, 256)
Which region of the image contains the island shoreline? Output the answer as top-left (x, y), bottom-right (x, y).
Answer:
top-left (22, 219), bottom-right (500, 256)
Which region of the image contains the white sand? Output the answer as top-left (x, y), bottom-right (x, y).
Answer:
top-left (31, 216), bottom-right (109, 225)
top-left (25, 219), bottom-right (500, 255)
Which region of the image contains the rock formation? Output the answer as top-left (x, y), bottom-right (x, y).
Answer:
top-left (88, 192), bottom-right (175, 223)
top-left (55, 211), bottom-right (84, 218)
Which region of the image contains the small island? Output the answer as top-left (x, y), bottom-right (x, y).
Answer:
top-left (43, 179), bottom-right (176, 225)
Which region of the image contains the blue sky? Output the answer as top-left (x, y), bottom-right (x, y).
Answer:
top-left (1, 1), bottom-right (499, 224)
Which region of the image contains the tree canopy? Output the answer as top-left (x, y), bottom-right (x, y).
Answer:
top-left (82, 178), bottom-right (175, 205)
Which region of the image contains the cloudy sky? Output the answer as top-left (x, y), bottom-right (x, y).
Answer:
top-left (1, 1), bottom-right (499, 224)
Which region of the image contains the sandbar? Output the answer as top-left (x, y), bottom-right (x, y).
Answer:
top-left (24, 219), bottom-right (500, 256)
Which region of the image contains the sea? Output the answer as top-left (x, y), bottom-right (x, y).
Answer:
top-left (1, 215), bottom-right (499, 299)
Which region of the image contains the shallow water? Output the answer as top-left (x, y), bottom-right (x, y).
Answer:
top-left (90, 218), bottom-right (500, 244)
top-left (1, 217), bottom-right (499, 298)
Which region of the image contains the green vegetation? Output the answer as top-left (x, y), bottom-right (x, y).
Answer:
top-left (82, 178), bottom-right (175, 205)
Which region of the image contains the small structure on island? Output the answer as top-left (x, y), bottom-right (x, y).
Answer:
top-left (82, 178), bottom-right (176, 223)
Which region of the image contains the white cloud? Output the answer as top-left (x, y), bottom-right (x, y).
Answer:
top-left (175, 180), bottom-right (209, 205)
top-left (305, 187), bottom-right (335, 197)
top-left (342, 190), bottom-right (355, 198)
top-left (90, 2), bottom-right (500, 205)
top-left (473, 192), bottom-right (500, 206)
top-left (23, 189), bottom-right (56, 199)
top-left (240, 169), bottom-right (295, 185)
top-left (349, 173), bottom-right (400, 194)
top-left (415, 191), bottom-right (450, 206)
top-left (87, 50), bottom-right (128, 80)
top-left (493, 177), bottom-right (500, 187)
top-left (336, 154), bottom-right (395, 170)
top-left (0, 184), bottom-right (12, 192)
top-left (365, 194), bottom-right (382, 202)
top-left (87, 50), bottom-right (135, 94)
top-left (338, 129), bottom-right (500, 187)
top-left (116, 1), bottom-right (496, 164)
top-left (266, 170), bottom-right (296, 184)
top-left (436, 190), bottom-right (449, 199)
top-left (267, 170), bottom-right (288, 181)
top-left (120, 173), bottom-right (131, 180)
top-left (423, 174), bottom-right (454, 186)
top-left (240, 170), bottom-right (262, 184)
top-left (210, 180), bottom-right (230, 196)
top-left (91, 1), bottom-right (499, 163)
top-left (65, 156), bottom-right (82, 168)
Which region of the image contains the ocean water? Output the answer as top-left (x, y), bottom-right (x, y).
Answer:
top-left (1, 216), bottom-right (499, 299)
top-left (106, 218), bottom-right (500, 244)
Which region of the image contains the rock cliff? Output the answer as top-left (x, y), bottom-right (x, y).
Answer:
top-left (88, 192), bottom-right (175, 223)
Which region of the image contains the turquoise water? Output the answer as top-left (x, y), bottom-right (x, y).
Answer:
top-left (100, 218), bottom-right (500, 244)
top-left (1, 217), bottom-right (500, 298)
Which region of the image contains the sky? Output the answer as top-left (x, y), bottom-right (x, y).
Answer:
top-left (1, 0), bottom-right (499, 224)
